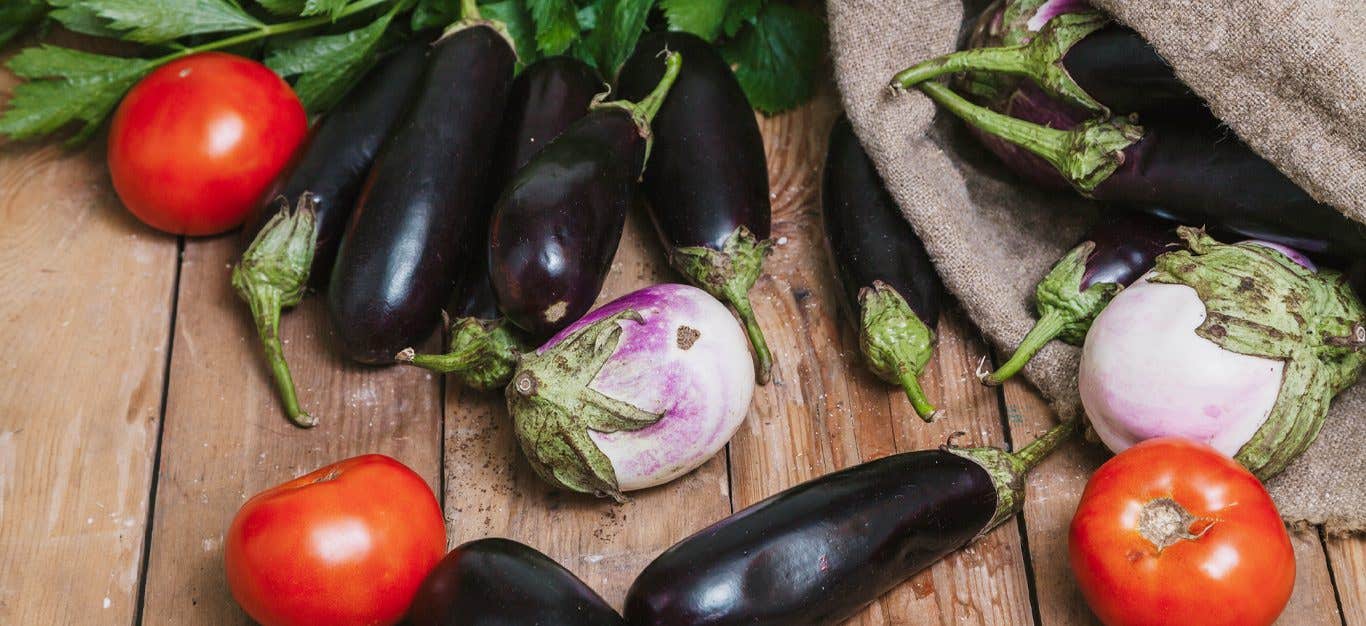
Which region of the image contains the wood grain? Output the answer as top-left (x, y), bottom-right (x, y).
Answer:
top-left (0, 132), bottom-right (178, 622)
top-left (1328, 534), bottom-right (1366, 625)
top-left (137, 235), bottom-right (443, 624)
top-left (1002, 379), bottom-right (1345, 626)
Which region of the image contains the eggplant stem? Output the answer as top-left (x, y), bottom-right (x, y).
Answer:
top-left (460, 0), bottom-right (479, 20)
top-left (634, 51), bottom-right (683, 124)
top-left (725, 285), bottom-right (775, 385)
top-left (915, 81), bottom-right (1141, 194)
top-left (397, 341), bottom-right (484, 373)
top-left (396, 317), bottom-right (524, 391)
top-left (896, 368), bottom-right (939, 422)
top-left (984, 308), bottom-right (1068, 385)
top-left (244, 288), bottom-right (312, 427)
top-left (1011, 417), bottom-right (1079, 471)
top-left (670, 227), bottom-right (775, 385)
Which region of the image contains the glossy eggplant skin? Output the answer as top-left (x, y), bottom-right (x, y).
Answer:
top-left (623, 450), bottom-right (997, 626)
top-left (243, 38), bottom-right (429, 287)
top-left (406, 538), bottom-right (626, 626)
top-left (1079, 213), bottom-right (1178, 289)
top-left (327, 25), bottom-right (514, 363)
top-left (616, 31), bottom-right (770, 249)
top-left (822, 117), bottom-right (942, 326)
top-left (1061, 25), bottom-right (1200, 119)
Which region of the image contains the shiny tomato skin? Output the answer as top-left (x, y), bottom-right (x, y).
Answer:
top-left (225, 454), bottom-right (446, 626)
top-left (1069, 438), bottom-right (1294, 626)
top-left (108, 52), bottom-right (307, 236)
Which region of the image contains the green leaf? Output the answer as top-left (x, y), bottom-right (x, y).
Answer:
top-left (255, 0), bottom-right (306, 15)
top-left (0, 1), bottom-right (47, 48)
top-left (579, 0), bottom-right (652, 75)
top-left (0, 46), bottom-right (154, 142)
top-left (720, 2), bottom-right (822, 114)
top-left (721, 0), bottom-right (761, 37)
top-left (76, 0), bottom-right (264, 44)
top-left (527, 0), bottom-right (579, 55)
top-left (266, 9), bottom-right (395, 111)
top-left (660, 0), bottom-right (725, 40)
top-left (410, 0), bottom-right (458, 30)
top-left (47, 0), bottom-right (124, 38)
top-left (480, 0), bottom-right (537, 63)
top-left (302, 0), bottom-right (350, 19)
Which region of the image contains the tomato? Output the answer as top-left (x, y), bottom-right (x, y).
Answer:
top-left (108, 52), bottom-right (307, 236)
top-left (225, 454), bottom-right (446, 626)
top-left (1069, 437), bottom-right (1294, 626)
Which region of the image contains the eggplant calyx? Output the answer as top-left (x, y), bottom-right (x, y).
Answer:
top-left (985, 241), bottom-right (1120, 385)
top-left (916, 81), bottom-right (1142, 194)
top-left (439, 0), bottom-right (518, 58)
top-left (946, 418), bottom-right (1079, 535)
top-left (231, 195), bottom-right (318, 428)
top-left (891, 12), bottom-right (1110, 114)
top-left (857, 282), bottom-right (939, 421)
top-left (670, 226), bottom-right (775, 385)
top-left (505, 309), bottom-right (664, 502)
top-left (1150, 227), bottom-right (1366, 479)
top-left (592, 50), bottom-right (682, 171)
top-left (396, 316), bottom-right (524, 391)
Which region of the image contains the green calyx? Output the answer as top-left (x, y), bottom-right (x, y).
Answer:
top-left (231, 194), bottom-right (319, 428)
top-left (591, 50), bottom-right (683, 172)
top-left (985, 241), bottom-right (1120, 385)
top-left (947, 418), bottom-right (1079, 535)
top-left (1148, 227), bottom-right (1366, 479)
top-left (440, 0), bottom-right (518, 58)
top-left (395, 316), bottom-right (524, 391)
top-left (505, 309), bottom-right (664, 502)
top-left (671, 225), bottom-right (775, 385)
top-left (858, 282), bottom-right (939, 421)
top-left (914, 81), bottom-right (1143, 194)
top-left (893, 11), bottom-right (1111, 114)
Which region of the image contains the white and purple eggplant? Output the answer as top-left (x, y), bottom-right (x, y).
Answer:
top-left (506, 283), bottom-right (755, 501)
top-left (1079, 228), bottom-right (1366, 479)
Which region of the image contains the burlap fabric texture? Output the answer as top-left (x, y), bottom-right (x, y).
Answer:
top-left (826, 0), bottom-right (1366, 532)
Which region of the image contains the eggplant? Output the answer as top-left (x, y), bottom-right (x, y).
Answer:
top-left (908, 81), bottom-right (1366, 257)
top-left (616, 32), bottom-right (776, 384)
top-left (327, 8), bottom-right (515, 364)
top-left (396, 56), bottom-right (603, 390)
top-left (983, 213), bottom-right (1178, 384)
top-left (488, 52), bottom-right (682, 340)
top-left (622, 419), bottom-right (1078, 626)
top-left (821, 117), bottom-right (944, 421)
top-left (406, 538), bottom-right (626, 626)
top-left (230, 40), bottom-right (429, 426)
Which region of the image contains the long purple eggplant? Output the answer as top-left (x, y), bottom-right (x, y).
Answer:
top-left (616, 32), bottom-right (776, 384)
top-left (983, 214), bottom-right (1177, 385)
top-left (622, 419), bottom-right (1078, 626)
top-left (230, 40), bottom-right (428, 426)
top-left (406, 538), bottom-right (626, 626)
top-left (822, 117), bottom-right (944, 421)
top-left (488, 52), bottom-right (682, 340)
top-left (396, 56), bottom-right (603, 390)
top-left (327, 6), bottom-right (515, 364)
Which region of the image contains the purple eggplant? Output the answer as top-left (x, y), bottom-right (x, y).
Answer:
top-left (616, 32), bottom-right (776, 384)
top-left (396, 56), bottom-right (603, 390)
top-left (230, 40), bottom-right (429, 426)
top-left (488, 52), bottom-right (682, 340)
top-left (983, 213), bottom-right (1178, 385)
top-left (822, 117), bottom-right (944, 421)
top-left (327, 7), bottom-right (515, 364)
top-left (406, 538), bottom-right (626, 626)
top-left (622, 419), bottom-right (1078, 626)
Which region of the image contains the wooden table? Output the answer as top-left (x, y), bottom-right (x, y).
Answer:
top-left (2, 58), bottom-right (1363, 625)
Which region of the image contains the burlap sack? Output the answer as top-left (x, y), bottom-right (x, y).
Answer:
top-left (827, 0), bottom-right (1366, 533)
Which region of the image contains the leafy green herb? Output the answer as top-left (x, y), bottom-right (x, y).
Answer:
top-left (78, 0), bottom-right (264, 44)
top-left (0, 1), bottom-right (48, 48)
top-left (721, 2), bottom-right (823, 114)
top-left (577, 0), bottom-right (652, 75)
top-left (659, 0), bottom-right (724, 41)
top-left (721, 0), bottom-right (762, 38)
top-left (303, 0), bottom-right (352, 19)
top-left (527, 0), bottom-right (579, 54)
top-left (267, 5), bottom-right (399, 111)
top-left (48, 0), bottom-right (125, 38)
top-left (0, 46), bottom-right (154, 142)
top-left (480, 0), bottom-right (537, 62)
top-left (255, 0), bottom-right (307, 16)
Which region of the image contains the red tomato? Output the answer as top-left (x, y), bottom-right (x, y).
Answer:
top-left (108, 52), bottom-right (306, 236)
top-left (225, 454), bottom-right (446, 626)
top-left (1069, 438), bottom-right (1294, 626)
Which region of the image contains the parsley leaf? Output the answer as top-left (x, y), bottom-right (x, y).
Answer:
top-left (480, 0), bottom-right (538, 63)
top-left (721, 2), bottom-right (823, 114)
top-left (0, 46), bottom-right (154, 142)
top-left (255, 0), bottom-right (307, 16)
top-left (77, 0), bottom-right (264, 45)
top-left (659, 0), bottom-right (725, 40)
top-left (527, 0), bottom-right (579, 55)
top-left (721, 0), bottom-right (761, 37)
top-left (267, 9), bottom-right (396, 112)
top-left (578, 0), bottom-right (652, 75)
top-left (410, 0), bottom-right (457, 30)
top-left (0, 1), bottom-right (47, 48)
top-left (48, 0), bottom-right (126, 38)
top-left (302, 0), bottom-right (351, 19)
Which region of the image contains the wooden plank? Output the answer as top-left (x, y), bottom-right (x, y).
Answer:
top-left (138, 235), bottom-right (444, 624)
top-left (723, 95), bottom-right (1035, 625)
top-left (0, 134), bottom-right (179, 622)
top-left (1327, 534), bottom-right (1366, 625)
top-left (1002, 379), bottom-right (1345, 626)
